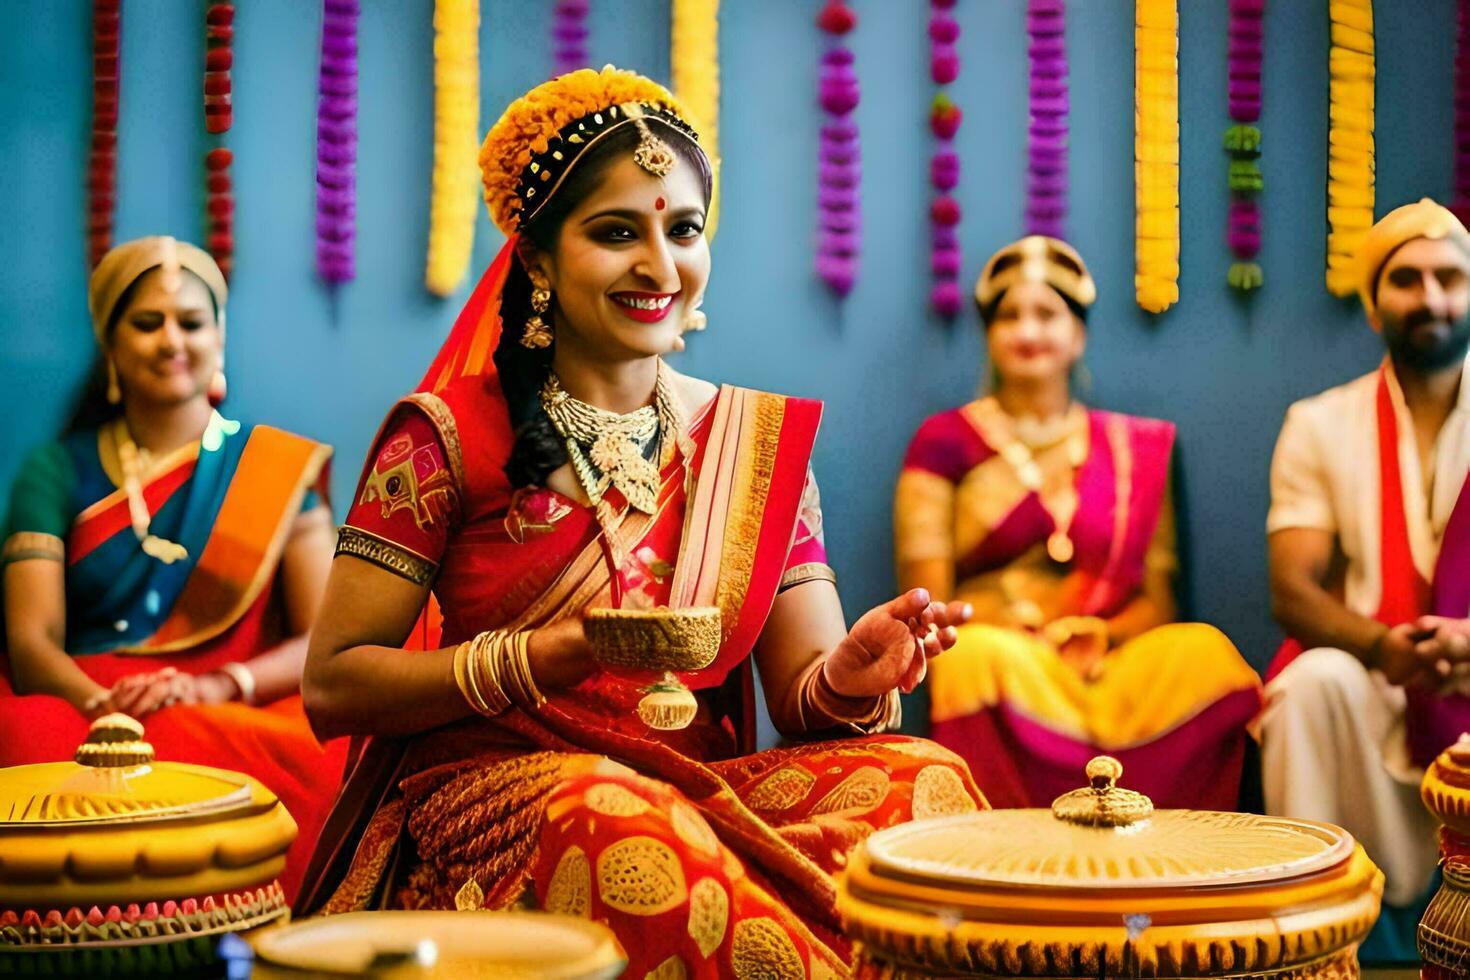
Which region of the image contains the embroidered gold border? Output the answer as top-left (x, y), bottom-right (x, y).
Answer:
top-left (714, 392), bottom-right (784, 639)
top-left (336, 525), bottom-right (439, 586)
top-left (2, 532), bottom-right (65, 564)
top-left (779, 562), bottom-right (835, 592)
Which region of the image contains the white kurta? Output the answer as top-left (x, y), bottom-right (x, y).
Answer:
top-left (1261, 356), bottom-right (1470, 906)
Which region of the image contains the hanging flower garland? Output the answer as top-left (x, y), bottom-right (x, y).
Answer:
top-left (1025, 0), bottom-right (1068, 241)
top-left (928, 0), bottom-right (962, 318)
top-left (1457, 0), bottom-right (1470, 225)
top-left (1325, 0), bottom-right (1374, 297)
top-left (672, 0), bottom-right (721, 239)
top-left (816, 0), bottom-right (860, 296)
top-left (1224, 0), bottom-right (1264, 292)
top-left (315, 0), bottom-right (359, 284)
top-left (1135, 0), bottom-right (1180, 314)
top-left (425, 0), bottom-right (479, 297)
top-left (552, 0), bottom-right (589, 77)
top-left (89, 0), bottom-right (121, 270)
top-left (203, 3), bottom-right (234, 280)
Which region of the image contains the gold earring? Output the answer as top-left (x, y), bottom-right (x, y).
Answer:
top-left (522, 277), bottom-right (554, 350)
top-left (106, 359), bottom-right (121, 404)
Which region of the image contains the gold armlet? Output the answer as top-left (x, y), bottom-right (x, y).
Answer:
top-left (779, 562), bottom-right (837, 593)
top-left (2, 532), bottom-right (65, 564)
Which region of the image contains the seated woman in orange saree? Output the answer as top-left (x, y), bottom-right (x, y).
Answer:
top-left (296, 68), bottom-right (983, 978)
top-left (0, 237), bottom-right (346, 902)
top-left (895, 236), bottom-right (1262, 812)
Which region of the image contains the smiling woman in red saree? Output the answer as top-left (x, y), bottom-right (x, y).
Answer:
top-left (296, 68), bottom-right (981, 979)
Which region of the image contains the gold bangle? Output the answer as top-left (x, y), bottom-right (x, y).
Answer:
top-left (510, 630), bottom-right (545, 708)
top-left (800, 657), bottom-right (888, 729)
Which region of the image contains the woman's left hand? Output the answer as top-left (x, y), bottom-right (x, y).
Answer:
top-left (824, 589), bottom-right (972, 698)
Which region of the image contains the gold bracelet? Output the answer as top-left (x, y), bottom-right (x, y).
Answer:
top-left (509, 630), bottom-right (546, 708)
top-left (798, 657), bottom-right (889, 729)
top-left (475, 632), bottom-right (512, 715)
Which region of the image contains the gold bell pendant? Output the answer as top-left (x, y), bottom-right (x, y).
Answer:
top-left (637, 672), bottom-right (699, 730)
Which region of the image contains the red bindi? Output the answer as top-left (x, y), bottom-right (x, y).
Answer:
top-left (654, 196), bottom-right (666, 211)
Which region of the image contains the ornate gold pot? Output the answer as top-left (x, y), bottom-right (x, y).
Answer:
top-left (840, 757), bottom-right (1383, 978)
top-left (0, 713), bottom-right (295, 973)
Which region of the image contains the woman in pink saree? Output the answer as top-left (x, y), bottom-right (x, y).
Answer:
top-left (896, 236), bottom-right (1262, 810)
top-left (295, 68), bottom-right (983, 978)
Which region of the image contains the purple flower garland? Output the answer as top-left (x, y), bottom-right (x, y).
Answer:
top-left (816, 0), bottom-right (860, 296)
top-left (928, 0), bottom-right (962, 317)
top-left (315, 0), bottom-right (358, 284)
top-left (552, 0), bottom-right (589, 78)
top-left (1025, 0), bottom-right (1067, 240)
top-left (1455, 0), bottom-right (1470, 225)
top-left (1224, 0), bottom-right (1263, 292)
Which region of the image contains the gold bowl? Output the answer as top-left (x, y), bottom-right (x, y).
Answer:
top-left (584, 606), bottom-right (721, 672)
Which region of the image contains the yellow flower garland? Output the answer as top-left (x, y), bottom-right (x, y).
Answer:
top-left (425, 0), bottom-right (480, 297)
top-left (672, 0), bottom-right (721, 239)
top-left (1135, 0), bottom-right (1179, 314)
top-left (1326, 0), bottom-right (1375, 297)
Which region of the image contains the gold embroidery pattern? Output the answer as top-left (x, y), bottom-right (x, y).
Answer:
top-left (2, 531), bottom-right (64, 563)
top-left (596, 836), bottom-right (687, 916)
top-left (810, 766), bottom-right (890, 817)
top-left (744, 767), bottom-right (816, 812)
top-left (779, 562), bottom-right (836, 593)
top-left (645, 955), bottom-right (689, 980)
top-left (335, 526), bottom-right (438, 586)
top-left (670, 801), bottom-right (720, 857)
top-left (731, 917), bottom-right (805, 980)
top-left (544, 845), bottom-right (591, 917)
top-left (715, 393), bottom-right (785, 642)
top-left (401, 393), bottom-right (466, 494)
top-left (879, 738), bottom-right (966, 764)
top-left (584, 782), bottom-right (651, 818)
top-left (911, 764), bottom-right (978, 820)
top-left (686, 876), bottom-right (729, 959)
top-left (358, 430), bottom-right (456, 530)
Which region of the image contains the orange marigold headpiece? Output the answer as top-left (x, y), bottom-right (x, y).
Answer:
top-left (479, 66), bottom-right (705, 236)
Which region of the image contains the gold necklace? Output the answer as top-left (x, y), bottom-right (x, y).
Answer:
top-left (973, 397), bottom-right (1088, 563)
top-left (539, 362), bottom-right (681, 517)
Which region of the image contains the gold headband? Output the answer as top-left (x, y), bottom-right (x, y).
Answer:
top-left (976, 235), bottom-right (1097, 313)
top-left (1357, 197), bottom-right (1470, 319)
top-left (88, 236), bottom-right (228, 344)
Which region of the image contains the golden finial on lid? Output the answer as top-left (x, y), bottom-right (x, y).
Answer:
top-left (74, 713), bottom-right (155, 768)
top-left (1050, 755), bottom-right (1154, 827)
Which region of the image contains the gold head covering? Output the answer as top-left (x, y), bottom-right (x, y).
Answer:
top-left (88, 236), bottom-right (228, 344)
top-left (477, 66), bottom-right (707, 236)
top-left (975, 235), bottom-right (1098, 315)
top-left (1357, 197), bottom-right (1470, 320)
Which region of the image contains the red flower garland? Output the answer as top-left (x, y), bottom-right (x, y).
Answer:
top-left (816, 0), bottom-right (860, 296)
top-left (928, 0), bottom-right (963, 317)
top-left (203, 3), bottom-right (234, 279)
top-left (1224, 0), bottom-right (1263, 292)
top-left (89, 0), bottom-right (121, 270)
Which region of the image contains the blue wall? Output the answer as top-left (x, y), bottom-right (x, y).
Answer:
top-left (0, 2), bottom-right (1455, 691)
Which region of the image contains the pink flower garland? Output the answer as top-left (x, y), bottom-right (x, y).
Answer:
top-left (1455, 0), bottom-right (1470, 225)
top-left (552, 0), bottom-right (589, 77)
top-left (89, 0), bottom-right (120, 270)
top-left (1224, 0), bottom-right (1263, 291)
top-left (203, 3), bottom-right (234, 280)
top-left (315, 0), bottom-right (358, 284)
top-left (1025, 0), bottom-right (1068, 240)
top-left (928, 0), bottom-right (963, 317)
top-left (816, 0), bottom-right (860, 296)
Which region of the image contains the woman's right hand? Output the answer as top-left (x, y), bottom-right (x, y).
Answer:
top-left (527, 616), bottom-right (597, 691)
